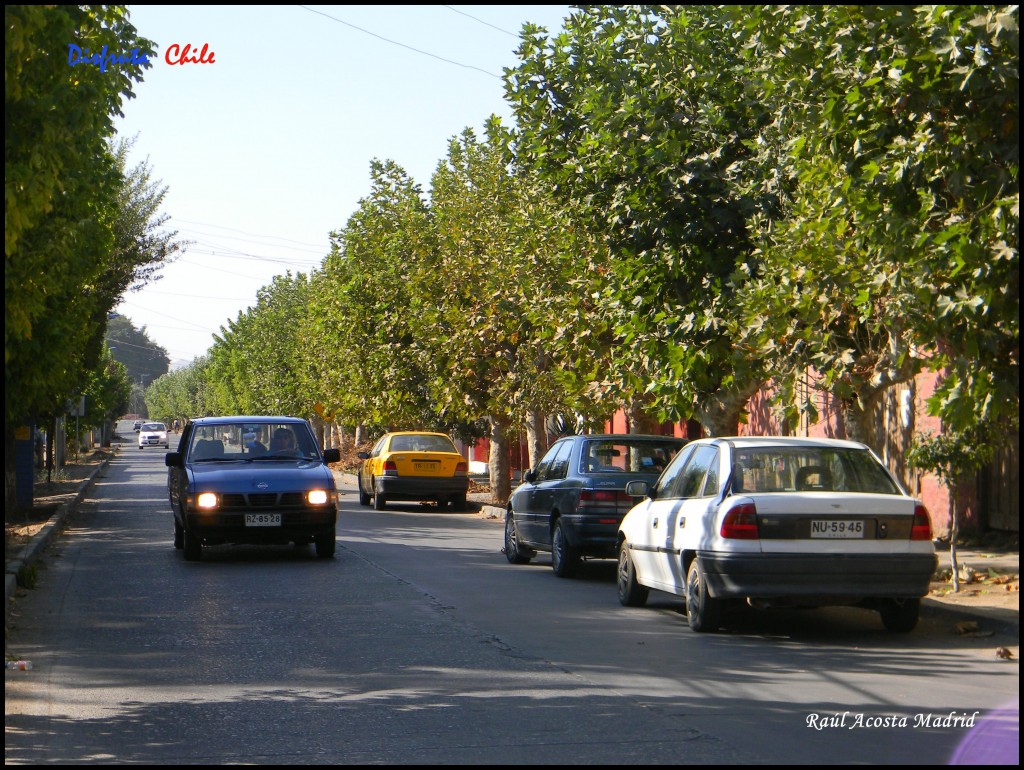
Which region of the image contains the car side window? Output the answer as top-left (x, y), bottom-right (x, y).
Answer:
top-left (699, 449), bottom-right (721, 496)
top-left (670, 445), bottom-right (718, 499)
top-left (654, 444), bottom-right (697, 499)
top-left (545, 440), bottom-right (575, 481)
top-left (533, 440), bottom-right (564, 482)
top-left (371, 437), bottom-right (387, 458)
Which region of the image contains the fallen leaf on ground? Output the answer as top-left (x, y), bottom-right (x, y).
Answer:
top-left (995, 647), bottom-right (1014, 660)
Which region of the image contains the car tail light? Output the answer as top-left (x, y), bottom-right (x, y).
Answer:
top-left (721, 502), bottom-right (759, 539)
top-left (455, 461), bottom-right (468, 477)
top-left (579, 489), bottom-right (634, 517)
top-left (382, 460), bottom-right (399, 477)
top-left (911, 504), bottom-right (932, 541)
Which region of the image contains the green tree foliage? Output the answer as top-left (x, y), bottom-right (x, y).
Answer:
top-left (105, 314), bottom-right (170, 386)
top-left (207, 273), bottom-right (316, 418)
top-left (82, 345), bottom-right (131, 430)
top-left (145, 356), bottom-right (213, 424)
top-left (505, 6), bottom-right (778, 434)
top-left (728, 5), bottom-right (1018, 441)
top-left (309, 161), bottom-right (435, 429)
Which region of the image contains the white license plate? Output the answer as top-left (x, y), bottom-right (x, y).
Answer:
top-left (413, 462), bottom-right (438, 471)
top-left (811, 520), bottom-right (865, 538)
top-left (245, 513), bottom-right (281, 527)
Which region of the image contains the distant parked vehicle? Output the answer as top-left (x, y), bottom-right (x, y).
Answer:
top-left (357, 432), bottom-right (469, 510)
top-left (616, 436), bottom-right (936, 633)
top-left (133, 420), bottom-right (144, 432)
top-left (504, 434), bottom-right (688, 577)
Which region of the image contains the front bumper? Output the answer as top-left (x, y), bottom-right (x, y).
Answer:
top-left (699, 551), bottom-right (937, 600)
top-left (186, 507), bottom-right (336, 545)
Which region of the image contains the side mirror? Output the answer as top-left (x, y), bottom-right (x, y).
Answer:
top-left (165, 452), bottom-right (183, 468)
top-left (356, 451), bottom-right (370, 460)
top-left (523, 469), bottom-right (537, 484)
top-left (625, 480), bottom-right (652, 499)
top-left (322, 448), bottom-right (341, 464)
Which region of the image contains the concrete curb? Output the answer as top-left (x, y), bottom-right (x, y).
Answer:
top-left (5, 451), bottom-right (114, 618)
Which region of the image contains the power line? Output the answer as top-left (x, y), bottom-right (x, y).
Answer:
top-left (442, 5), bottom-right (519, 38)
top-left (298, 5), bottom-right (501, 79)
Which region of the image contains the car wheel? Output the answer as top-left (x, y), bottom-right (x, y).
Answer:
top-left (357, 473), bottom-right (371, 506)
top-left (879, 598), bottom-right (920, 633)
top-left (685, 558), bottom-right (720, 632)
top-left (451, 493), bottom-right (468, 512)
top-left (173, 520), bottom-right (184, 549)
top-left (373, 480), bottom-right (387, 511)
top-left (315, 533), bottom-right (336, 559)
top-left (551, 519), bottom-right (579, 578)
top-left (183, 525), bottom-right (202, 562)
top-left (503, 512), bottom-right (533, 564)
top-left (617, 542), bottom-right (649, 607)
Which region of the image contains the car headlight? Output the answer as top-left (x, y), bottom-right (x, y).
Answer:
top-left (306, 489), bottom-right (329, 505)
top-left (196, 492), bottom-right (219, 509)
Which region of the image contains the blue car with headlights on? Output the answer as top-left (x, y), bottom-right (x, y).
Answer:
top-left (166, 416), bottom-right (341, 561)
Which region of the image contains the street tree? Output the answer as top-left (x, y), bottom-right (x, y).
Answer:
top-left (730, 5), bottom-right (1018, 443)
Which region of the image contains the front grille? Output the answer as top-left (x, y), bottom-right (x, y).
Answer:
top-left (218, 492), bottom-right (312, 509)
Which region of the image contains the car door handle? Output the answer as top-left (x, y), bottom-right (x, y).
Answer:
top-left (678, 517), bottom-right (686, 529)
top-left (653, 517), bottom-right (659, 529)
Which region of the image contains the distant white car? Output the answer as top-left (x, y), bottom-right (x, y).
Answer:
top-left (139, 422), bottom-right (169, 450)
top-left (616, 436), bottom-right (936, 633)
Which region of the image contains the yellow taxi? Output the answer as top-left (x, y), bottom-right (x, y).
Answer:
top-left (357, 432), bottom-right (470, 511)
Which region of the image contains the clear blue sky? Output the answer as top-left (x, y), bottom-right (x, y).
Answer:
top-left (113, 5), bottom-right (573, 368)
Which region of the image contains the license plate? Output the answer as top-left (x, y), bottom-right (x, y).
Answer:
top-left (413, 462), bottom-right (438, 472)
top-left (245, 513), bottom-right (281, 527)
top-left (811, 520), bottom-right (864, 538)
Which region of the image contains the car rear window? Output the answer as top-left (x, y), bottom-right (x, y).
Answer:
top-left (733, 447), bottom-right (902, 495)
top-left (389, 435), bottom-right (458, 453)
top-left (579, 439), bottom-right (685, 475)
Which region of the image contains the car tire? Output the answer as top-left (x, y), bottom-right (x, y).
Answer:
top-left (451, 493), bottom-right (468, 512)
top-left (373, 481), bottom-right (387, 511)
top-left (685, 558), bottom-right (721, 632)
top-left (315, 533), bottom-right (336, 559)
top-left (183, 526), bottom-right (202, 562)
top-left (173, 520), bottom-right (184, 549)
top-left (879, 598), bottom-right (920, 633)
top-left (357, 473), bottom-right (371, 506)
top-left (617, 542), bottom-right (649, 607)
top-left (503, 512), bottom-right (533, 564)
top-left (551, 519), bottom-right (579, 578)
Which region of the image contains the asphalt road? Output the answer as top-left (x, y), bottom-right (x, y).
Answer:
top-left (5, 429), bottom-right (1019, 764)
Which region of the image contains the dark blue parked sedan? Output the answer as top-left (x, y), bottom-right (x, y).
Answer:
top-left (165, 416), bottom-right (341, 561)
top-left (504, 434), bottom-right (687, 577)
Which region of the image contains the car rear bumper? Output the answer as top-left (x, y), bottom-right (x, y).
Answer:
top-left (698, 551), bottom-right (937, 600)
top-left (186, 508), bottom-right (336, 545)
top-left (560, 514), bottom-right (623, 557)
top-left (375, 476), bottom-right (469, 501)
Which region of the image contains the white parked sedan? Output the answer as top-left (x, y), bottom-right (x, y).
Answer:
top-left (616, 436), bottom-right (936, 633)
top-left (139, 422), bottom-right (169, 449)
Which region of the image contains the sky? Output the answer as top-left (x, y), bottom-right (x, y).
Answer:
top-left (112, 5), bottom-right (573, 370)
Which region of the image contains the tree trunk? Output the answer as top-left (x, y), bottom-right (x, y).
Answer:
top-left (488, 415), bottom-right (512, 505)
top-left (625, 400), bottom-right (662, 434)
top-left (524, 410), bottom-right (547, 469)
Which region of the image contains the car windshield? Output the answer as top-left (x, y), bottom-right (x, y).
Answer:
top-left (732, 446), bottom-right (902, 494)
top-left (580, 439), bottom-right (684, 474)
top-left (389, 434), bottom-right (458, 453)
top-left (187, 421), bottom-right (318, 461)
top-left (142, 423), bottom-right (165, 431)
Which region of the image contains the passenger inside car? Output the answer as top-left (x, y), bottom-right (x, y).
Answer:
top-left (268, 428), bottom-right (299, 455)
